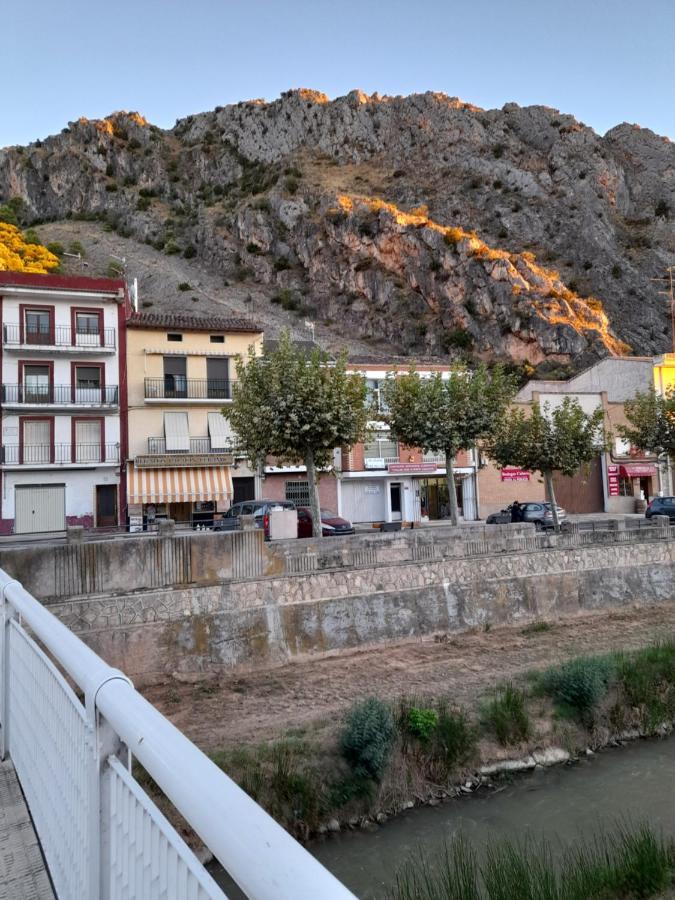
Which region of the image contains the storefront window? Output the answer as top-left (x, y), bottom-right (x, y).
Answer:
top-left (618, 476), bottom-right (634, 497)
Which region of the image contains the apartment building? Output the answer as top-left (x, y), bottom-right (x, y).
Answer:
top-left (125, 312), bottom-right (262, 528)
top-left (515, 357), bottom-right (664, 514)
top-left (0, 272), bottom-right (128, 534)
top-left (338, 361), bottom-right (479, 524)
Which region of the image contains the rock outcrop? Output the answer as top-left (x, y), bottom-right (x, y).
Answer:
top-left (1, 90), bottom-right (673, 368)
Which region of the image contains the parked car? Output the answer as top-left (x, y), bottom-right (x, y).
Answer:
top-left (645, 496), bottom-right (675, 522)
top-left (486, 501), bottom-right (567, 530)
top-left (297, 507), bottom-right (355, 538)
top-left (215, 500), bottom-right (296, 539)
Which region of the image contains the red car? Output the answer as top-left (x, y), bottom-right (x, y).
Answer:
top-left (297, 508), bottom-right (355, 538)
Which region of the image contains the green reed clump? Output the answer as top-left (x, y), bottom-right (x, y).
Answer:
top-left (388, 822), bottom-right (674, 900)
top-left (340, 696), bottom-right (396, 781)
top-left (615, 640), bottom-right (675, 730)
top-left (481, 684), bottom-right (531, 746)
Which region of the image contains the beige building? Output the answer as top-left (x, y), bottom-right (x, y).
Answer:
top-left (125, 312), bottom-right (262, 528)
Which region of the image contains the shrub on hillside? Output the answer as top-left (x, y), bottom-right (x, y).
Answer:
top-left (404, 707), bottom-right (438, 744)
top-left (433, 704), bottom-right (477, 770)
top-left (340, 697), bottom-right (395, 781)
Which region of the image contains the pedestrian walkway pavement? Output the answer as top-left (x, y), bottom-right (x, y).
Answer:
top-left (0, 758), bottom-right (54, 899)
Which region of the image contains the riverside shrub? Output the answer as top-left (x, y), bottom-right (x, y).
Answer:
top-left (340, 697), bottom-right (395, 781)
top-left (405, 707), bottom-right (438, 744)
top-left (481, 683), bottom-right (531, 745)
top-left (538, 656), bottom-right (613, 720)
top-left (433, 704), bottom-right (477, 770)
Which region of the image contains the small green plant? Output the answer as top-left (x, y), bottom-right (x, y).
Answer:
top-left (615, 640), bottom-right (675, 729)
top-left (405, 707), bottom-right (438, 744)
top-left (340, 697), bottom-right (395, 781)
top-left (481, 683), bottom-right (531, 746)
top-left (492, 143), bottom-right (505, 158)
top-left (442, 329), bottom-right (473, 352)
top-left (105, 182), bottom-right (118, 192)
top-left (183, 244), bottom-right (197, 259)
top-left (68, 240), bottom-right (85, 257)
top-left (655, 199), bottom-right (669, 219)
top-left (177, 282), bottom-right (192, 292)
top-left (136, 196), bottom-right (151, 211)
top-left (284, 175), bottom-right (299, 195)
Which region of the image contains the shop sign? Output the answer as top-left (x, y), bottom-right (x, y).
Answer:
top-left (128, 515), bottom-right (143, 533)
top-left (135, 453), bottom-right (234, 469)
top-left (607, 464), bottom-right (620, 497)
top-left (388, 462), bottom-right (437, 474)
top-left (619, 464), bottom-right (657, 477)
top-left (364, 458), bottom-right (386, 469)
top-left (500, 468), bottom-right (530, 482)
top-left (364, 485), bottom-right (381, 494)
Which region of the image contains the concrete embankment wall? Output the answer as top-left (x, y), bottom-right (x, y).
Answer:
top-left (2, 526), bottom-right (672, 682)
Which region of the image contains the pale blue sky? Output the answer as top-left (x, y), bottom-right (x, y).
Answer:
top-left (4, 0), bottom-right (674, 147)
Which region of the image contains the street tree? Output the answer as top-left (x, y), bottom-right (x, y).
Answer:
top-left (619, 388), bottom-right (675, 472)
top-left (485, 398), bottom-right (606, 531)
top-left (383, 365), bottom-right (518, 526)
top-left (224, 332), bottom-right (368, 537)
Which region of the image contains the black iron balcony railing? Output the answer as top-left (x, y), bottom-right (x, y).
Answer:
top-left (144, 378), bottom-right (233, 401)
top-left (3, 324), bottom-right (116, 349)
top-left (1, 443), bottom-right (120, 465)
top-left (146, 436), bottom-right (242, 455)
top-left (2, 384), bottom-right (119, 406)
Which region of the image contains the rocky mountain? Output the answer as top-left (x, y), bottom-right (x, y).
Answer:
top-left (1, 89), bottom-right (673, 371)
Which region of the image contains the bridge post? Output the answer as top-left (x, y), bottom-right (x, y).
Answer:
top-left (0, 581), bottom-right (19, 760)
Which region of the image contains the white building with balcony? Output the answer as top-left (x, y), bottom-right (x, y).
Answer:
top-left (0, 272), bottom-right (128, 534)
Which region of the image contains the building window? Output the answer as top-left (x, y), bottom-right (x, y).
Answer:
top-left (618, 476), bottom-right (634, 497)
top-left (74, 364), bottom-right (102, 403)
top-left (74, 310), bottom-right (102, 347)
top-left (615, 437), bottom-right (631, 457)
top-left (206, 357), bottom-right (230, 399)
top-left (21, 418), bottom-right (52, 464)
top-left (23, 307), bottom-right (52, 345)
top-left (22, 364), bottom-right (51, 403)
top-left (74, 418), bottom-right (103, 463)
top-left (365, 379), bottom-right (389, 414)
top-left (210, 335), bottom-right (225, 344)
top-left (167, 333), bottom-right (183, 342)
top-left (164, 412), bottom-right (190, 451)
top-left (163, 356), bottom-right (187, 397)
top-left (285, 481), bottom-right (311, 506)
top-left (364, 434), bottom-right (398, 464)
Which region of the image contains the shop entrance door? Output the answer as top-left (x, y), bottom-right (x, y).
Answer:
top-left (390, 482), bottom-right (402, 521)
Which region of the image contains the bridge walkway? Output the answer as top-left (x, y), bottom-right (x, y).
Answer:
top-left (0, 758), bottom-right (54, 900)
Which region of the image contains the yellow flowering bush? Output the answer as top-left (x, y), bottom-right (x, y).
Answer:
top-left (0, 223), bottom-right (59, 274)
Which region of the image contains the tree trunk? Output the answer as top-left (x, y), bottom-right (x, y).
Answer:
top-left (445, 450), bottom-right (460, 526)
top-left (544, 469), bottom-right (560, 532)
top-left (305, 449), bottom-right (323, 538)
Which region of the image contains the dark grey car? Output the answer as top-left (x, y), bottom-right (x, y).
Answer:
top-left (487, 501), bottom-right (566, 530)
top-left (645, 496), bottom-right (675, 522)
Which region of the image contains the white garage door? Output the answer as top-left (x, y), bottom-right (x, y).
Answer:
top-left (15, 485), bottom-right (66, 534)
top-left (340, 480), bottom-right (386, 524)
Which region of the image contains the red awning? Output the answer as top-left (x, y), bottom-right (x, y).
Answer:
top-left (619, 464), bottom-right (657, 477)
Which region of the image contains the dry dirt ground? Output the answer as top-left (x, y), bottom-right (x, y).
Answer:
top-left (143, 601), bottom-right (675, 752)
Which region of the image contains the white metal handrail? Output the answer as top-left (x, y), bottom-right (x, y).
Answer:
top-left (0, 569), bottom-right (355, 900)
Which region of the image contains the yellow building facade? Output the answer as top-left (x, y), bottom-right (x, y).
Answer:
top-left (125, 312), bottom-right (262, 528)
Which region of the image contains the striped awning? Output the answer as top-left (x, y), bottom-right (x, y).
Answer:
top-left (127, 463), bottom-right (232, 504)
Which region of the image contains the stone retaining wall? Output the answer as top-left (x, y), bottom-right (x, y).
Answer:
top-left (40, 535), bottom-right (675, 682)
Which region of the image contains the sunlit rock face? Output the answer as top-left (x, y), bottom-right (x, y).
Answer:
top-left (1, 92), bottom-right (672, 369)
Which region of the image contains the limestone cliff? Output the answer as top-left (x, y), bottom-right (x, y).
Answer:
top-left (1, 90), bottom-right (673, 369)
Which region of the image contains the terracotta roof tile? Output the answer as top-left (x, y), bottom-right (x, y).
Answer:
top-left (127, 312), bottom-right (262, 333)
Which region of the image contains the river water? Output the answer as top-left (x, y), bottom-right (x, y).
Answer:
top-left (211, 737), bottom-right (675, 899)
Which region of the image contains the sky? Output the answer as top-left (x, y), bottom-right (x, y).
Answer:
top-left (3, 0), bottom-right (674, 147)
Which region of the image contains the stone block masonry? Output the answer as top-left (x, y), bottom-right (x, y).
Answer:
top-left (29, 531), bottom-right (675, 683)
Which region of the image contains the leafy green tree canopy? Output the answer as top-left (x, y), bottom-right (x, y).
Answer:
top-left (224, 332), bottom-right (368, 536)
top-left (620, 388), bottom-right (675, 463)
top-left (485, 397), bottom-right (606, 530)
top-left (383, 365), bottom-right (518, 525)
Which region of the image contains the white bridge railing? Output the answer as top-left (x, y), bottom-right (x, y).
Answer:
top-left (0, 568), bottom-right (356, 900)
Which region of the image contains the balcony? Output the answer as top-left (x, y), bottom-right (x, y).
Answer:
top-left (3, 324), bottom-right (116, 352)
top-left (2, 384), bottom-right (119, 408)
top-left (144, 378), bottom-right (233, 402)
top-left (1, 443), bottom-right (120, 467)
top-left (137, 436), bottom-right (245, 465)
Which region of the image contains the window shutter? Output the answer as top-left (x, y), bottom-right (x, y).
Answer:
top-left (164, 412), bottom-right (190, 451)
top-left (207, 412), bottom-right (231, 450)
